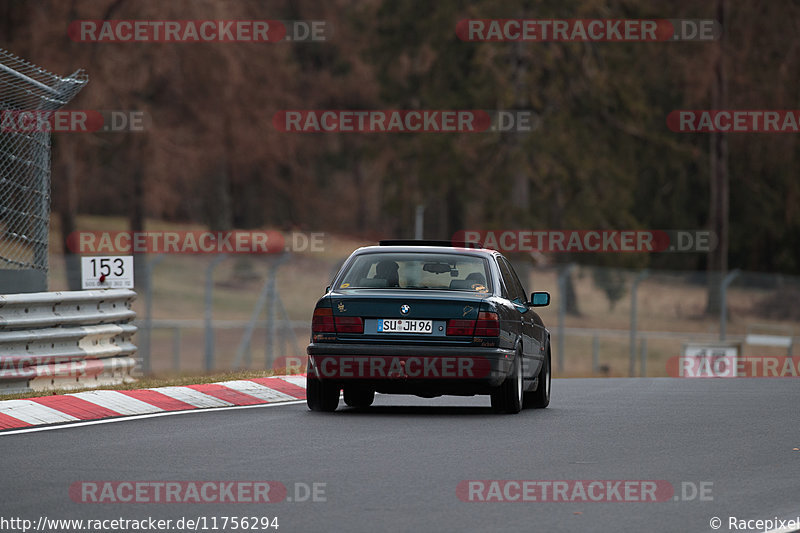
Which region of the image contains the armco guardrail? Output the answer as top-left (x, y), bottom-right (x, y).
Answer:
top-left (0, 289), bottom-right (137, 394)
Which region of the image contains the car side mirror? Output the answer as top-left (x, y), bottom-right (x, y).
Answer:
top-left (530, 291), bottom-right (550, 307)
top-left (325, 285), bottom-right (331, 293)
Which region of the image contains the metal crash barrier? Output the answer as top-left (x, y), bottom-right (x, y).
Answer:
top-left (0, 289), bottom-right (137, 394)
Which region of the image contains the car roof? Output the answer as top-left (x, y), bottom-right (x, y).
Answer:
top-left (352, 245), bottom-right (500, 257)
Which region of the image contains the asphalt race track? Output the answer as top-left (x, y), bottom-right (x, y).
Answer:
top-left (2, 378), bottom-right (799, 533)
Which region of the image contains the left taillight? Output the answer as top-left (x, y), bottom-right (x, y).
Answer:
top-left (312, 307), bottom-right (335, 333)
top-left (334, 316), bottom-right (364, 333)
top-left (446, 319), bottom-right (475, 336)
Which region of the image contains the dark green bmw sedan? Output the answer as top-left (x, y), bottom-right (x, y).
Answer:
top-left (306, 241), bottom-right (551, 414)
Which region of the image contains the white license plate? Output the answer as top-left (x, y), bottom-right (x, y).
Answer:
top-left (377, 319), bottom-right (433, 334)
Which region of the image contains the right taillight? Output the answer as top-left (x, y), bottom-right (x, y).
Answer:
top-left (334, 316), bottom-right (364, 333)
top-left (474, 311), bottom-right (500, 337)
top-left (312, 307), bottom-right (335, 333)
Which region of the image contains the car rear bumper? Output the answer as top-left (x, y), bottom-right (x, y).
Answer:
top-left (306, 342), bottom-right (515, 391)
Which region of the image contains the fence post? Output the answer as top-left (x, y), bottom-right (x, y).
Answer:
top-left (557, 263), bottom-right (576, 374)
top-left (141, 254), bottom-right (165, 375)
top-left (629, 270), bottom-right (649, 377)
top-left (639, 337), bottom-right (647, 377)
top-left (233, 277), bottom-right (272, 368)
top-left (276, 293), bottom-right (302, 359)
top-left (172, 327), bottom-right (181, 372)
top-left (266, 267), bottom-right (276, 369)
top-left (204, 254), bottom-right (228, 372)
top-left (265, 253), bottom-right (290, 369)
top-left (719, 269), bottom-right (741, 340)
top-left (592, 334), bottom-right (599, 373)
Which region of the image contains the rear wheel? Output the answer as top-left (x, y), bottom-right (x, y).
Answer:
top-left (524, 348), bottom-right (550, 409)
top-left (491, 351), bottom-right (523, 414)
top-left (307, 379), bottom-right (340, 412)
top-left (344, 387), bottom-right (375, 408)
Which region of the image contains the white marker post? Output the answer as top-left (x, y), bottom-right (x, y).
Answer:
top-left (81, 256), bottom-right (134, 289)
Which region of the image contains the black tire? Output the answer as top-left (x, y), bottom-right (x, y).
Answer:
top-left (343, 387), bottom-right (375, 408)
top-left (307, 378), bottom-right (340, 412)
top-left (524, 348), bottom-right (551, 409)
top-left (491, 351), bottom-right (523, 414)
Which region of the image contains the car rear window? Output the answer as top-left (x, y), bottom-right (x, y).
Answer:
top-left (337, 253), bottom-right (490, 292)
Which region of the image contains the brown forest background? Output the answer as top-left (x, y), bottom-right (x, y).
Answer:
top-left (2, 0), bottom-right (799, 275)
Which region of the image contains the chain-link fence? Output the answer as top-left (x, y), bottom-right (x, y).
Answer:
top-left (44, 246), bottom-right (799, 379)
top-left (0, 47), bottom-right (87, 292)
top-left (527, 264), bottom-right (800, 377)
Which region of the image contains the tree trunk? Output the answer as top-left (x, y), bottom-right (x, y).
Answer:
top-left (354, 158), bottom-right (367, 235)
top-left (706, 0), bottom-right (729, 315)
top-left (510, 39), bottom-right (529, 216)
